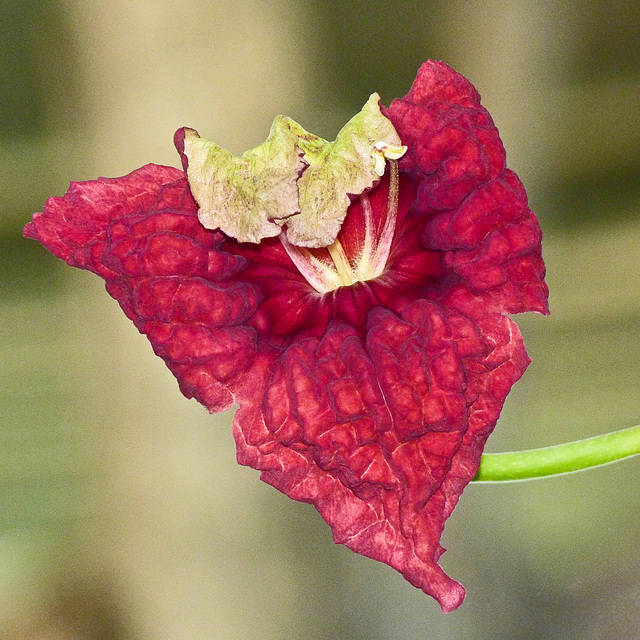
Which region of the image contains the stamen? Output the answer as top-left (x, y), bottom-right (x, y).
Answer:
top-left (279, 232), bottom-right (343, 294)
top-left (375, 158), bottom-right (399, 268)
top-left (327, 237), bottom-right (354, 286)
top-left (280, 158), bottom-right (402, 292)
top-left (371, 141), bottom-right (408, 176)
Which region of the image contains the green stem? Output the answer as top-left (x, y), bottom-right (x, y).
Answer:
top-left (473, 424), bottom-right (640, 482)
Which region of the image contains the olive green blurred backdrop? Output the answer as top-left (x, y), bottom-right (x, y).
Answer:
top-left (1, 1), bottom-right (639, 638)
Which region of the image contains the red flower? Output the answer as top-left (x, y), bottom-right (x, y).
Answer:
top-left (24, 61), bottom-right (548, 612)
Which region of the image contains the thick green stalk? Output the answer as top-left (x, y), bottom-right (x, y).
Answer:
top-left (474, 424), bottom-right (640, 482)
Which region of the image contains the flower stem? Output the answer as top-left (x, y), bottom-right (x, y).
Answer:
top-left (473, 424), bottom-right (640, 482)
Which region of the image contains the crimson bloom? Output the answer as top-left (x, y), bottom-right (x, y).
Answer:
top-left (25, 61), bottom-right (548, 612)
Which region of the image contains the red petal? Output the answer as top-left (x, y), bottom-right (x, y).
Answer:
top-left (235, 300), bottom-right (530, 612)
top-left (387, 61), bottom-right (549, 317)
top-left (25, 165), bottom-right (263, 412)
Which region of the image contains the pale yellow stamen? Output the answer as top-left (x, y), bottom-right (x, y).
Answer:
top-left (327, 237), bottom-right (354, 286)
top-left (279, 233), bottom-right (343, 293)
top-left (354, 158), bottom-right (400, 282)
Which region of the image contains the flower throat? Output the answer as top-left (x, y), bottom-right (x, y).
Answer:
top-left (279, 159), bottom-right (400, 294)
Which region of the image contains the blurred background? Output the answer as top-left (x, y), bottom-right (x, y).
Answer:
top-left (1, 1), bottom-right (639, 638)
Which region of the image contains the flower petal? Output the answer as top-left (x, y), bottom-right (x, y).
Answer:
top-left (176, 93), bottom-right (403, 249)
top-left (387, 61), bottom-right (549, 317)
top-left (234, 299), bottom-right (530, 612)
top-left (25, 165), bottom-right (262, 412)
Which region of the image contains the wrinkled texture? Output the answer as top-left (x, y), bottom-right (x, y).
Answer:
top-left (25, 60), bottom-right (548, 612)
top-left (180, 123), bottom-right (304, 243)
top-left (180, 92), bottom-right (403, 248)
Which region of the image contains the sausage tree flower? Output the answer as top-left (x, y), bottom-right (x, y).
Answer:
top-left (24, 61), bottom-right (548, 612)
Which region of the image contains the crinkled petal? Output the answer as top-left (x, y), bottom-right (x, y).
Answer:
top-left (387, 61), bottom-right (549, 317)
top-left (25, 164), bottom-right (263, 412)
top-left (234, 300), bottom-right (530, 612)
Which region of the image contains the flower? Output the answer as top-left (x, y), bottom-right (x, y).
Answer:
top-left (24, 60), bottom-right (548, 612)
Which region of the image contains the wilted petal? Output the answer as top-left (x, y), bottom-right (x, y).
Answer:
top-left (232, 299), bottom-right (530, 611)
top-left (387, 61), bottom-right (549, 318)
top-left (25, 165), bottom-right (263, 412)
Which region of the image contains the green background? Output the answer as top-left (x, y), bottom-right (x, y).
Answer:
top-left (2, 1), bottom-right (639, 638)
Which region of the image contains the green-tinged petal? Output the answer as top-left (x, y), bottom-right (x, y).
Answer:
top-left (181, 94), bottom-right (403, 248)
top-left (286, 93), bottom-right (403, 247)
top-left (182, 122), bottom-right (305, 244)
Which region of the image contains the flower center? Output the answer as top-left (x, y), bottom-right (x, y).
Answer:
top-left (279, 159), bottom-right (400, 294)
